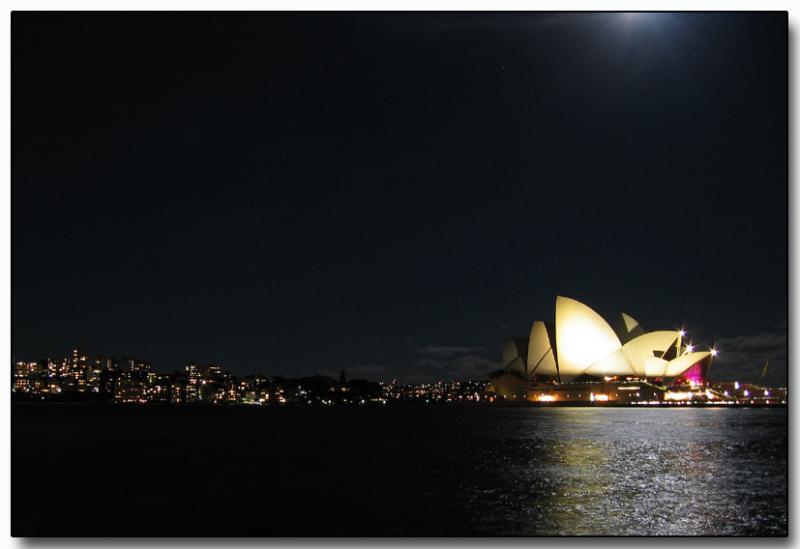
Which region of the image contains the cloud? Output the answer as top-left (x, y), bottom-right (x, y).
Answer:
top-left (413, 345), bottom-right (486, 357)
top-left (711, 330), bottom-right (787, 385)
top-left (316, 348), bottom-right (500, 384)
top-left (321, 345), bottom-right (500, 384)
top-left (398, 345), bottom-right (499, 384)
top-left (717, 332), bottom-right (787, 355)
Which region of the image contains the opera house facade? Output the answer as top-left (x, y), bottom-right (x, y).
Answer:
top-left (489, 296), bottom-right (715, 403)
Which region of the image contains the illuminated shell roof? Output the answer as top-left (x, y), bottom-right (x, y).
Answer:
top-left (526, 321), bottom-right (558, 379)
top-left (663, 351), bottom-right (711, 378)
top-left (580, 330), bottom-right (680, 378)
top-left (582, 348), bottom-right (636, 377)
top-left (503, 297), bottom-right (712, 383)
top-left (555, 296), bottom-right (622, 381)
top-left (502, 338), bottom-right (528, 378)
top-left (643, 357), bottom-right (670, 378)
top-left (616, 312), bottom-right (646, 344)
top-left (620, 330), bottom-right (680, 377)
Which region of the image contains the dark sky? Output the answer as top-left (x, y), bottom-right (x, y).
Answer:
top-left (12, 12), bottom-right (787, 384)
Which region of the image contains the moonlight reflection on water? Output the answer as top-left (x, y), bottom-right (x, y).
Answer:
top-left (463, 407), bottom-right (787, 535)
top-left (12, 405), bottom-right (787, 536)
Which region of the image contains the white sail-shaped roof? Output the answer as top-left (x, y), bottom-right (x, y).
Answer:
top-left (578, 329), bottom-right (680, 379)
top-left (580, 332), bottom-right (678, 379)
top-left (502, 338), bottom-right (527, 377)
top-left (526, 321), bottom-right (558, 379)
top-left (621, 313), bottom-right (640, 333)
top-left (582, 348), bottom-right (636, 377)
top-left (663, 351), bottom-right (711, 378)
top-left (644, 357), bottom-right (670, 378)
top-left (555, 296), bottom-right (622, 381)
top-left (621, 330), bottom-right (680, 377)
top-left (615, 312), bottom-right (646, 344)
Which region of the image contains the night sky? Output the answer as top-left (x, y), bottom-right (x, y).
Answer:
top-left (12, 12), bottom-right (787, 384)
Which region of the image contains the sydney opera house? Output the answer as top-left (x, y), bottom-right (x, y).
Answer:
top-left (489, 296), bottom-right (717, 403)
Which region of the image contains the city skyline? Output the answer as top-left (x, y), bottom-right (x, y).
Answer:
top-left (10, 328), bottom-right (783, 386)
top-left (11, 292), bottom-right (781, 386)
top-left (12, 343), bottom-right (785, 407)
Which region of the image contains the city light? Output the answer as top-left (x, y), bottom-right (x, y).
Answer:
top-left (664, 391), bottom-right (693, 401)
top-left (11, 346), bottom-right (787, 408)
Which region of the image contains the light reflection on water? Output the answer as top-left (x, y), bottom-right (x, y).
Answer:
top-left (458, 407), bottom-right (787, 535)
top-left (11, 404), bottom-right (787, 536)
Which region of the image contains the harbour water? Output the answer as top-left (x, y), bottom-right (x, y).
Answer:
top-left (12, 404), bottom-right (787, 536)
